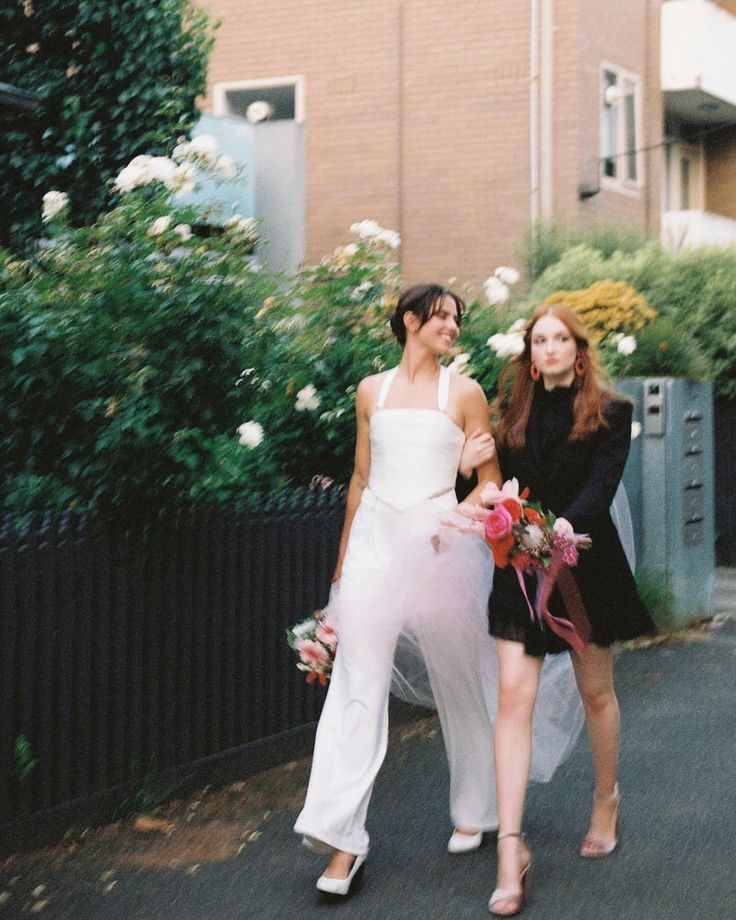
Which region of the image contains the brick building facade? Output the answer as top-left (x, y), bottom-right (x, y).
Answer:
top-left (198, 0), bottom-right (736, 287)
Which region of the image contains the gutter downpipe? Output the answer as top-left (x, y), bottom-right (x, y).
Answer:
top-left (540, 0), bottom-right (554, 221)
top-left (530, 0), bottom-right (541, 229)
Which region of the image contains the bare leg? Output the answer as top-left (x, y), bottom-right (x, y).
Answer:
top-left (492, 640), bottom-right (543, 902)
top-left (571, 643), bottom-right (620, 850)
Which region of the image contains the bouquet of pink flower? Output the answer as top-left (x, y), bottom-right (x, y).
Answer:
top-left (286, 610), bottom-right (338, 686)
top-left (448, 478), bottom-right (592, 652)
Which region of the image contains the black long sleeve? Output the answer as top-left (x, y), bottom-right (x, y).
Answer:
top-left (560, 400), bottom-right (633, 533)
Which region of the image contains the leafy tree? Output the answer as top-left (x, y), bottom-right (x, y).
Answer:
top-left (0, 0), bottom-right (213, 253)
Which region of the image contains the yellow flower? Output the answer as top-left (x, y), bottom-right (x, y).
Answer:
top-left (542, 279), bottom-right (656, 340)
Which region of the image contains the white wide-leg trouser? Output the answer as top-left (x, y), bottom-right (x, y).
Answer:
top-left (293, 491), bottom-right (498, 855)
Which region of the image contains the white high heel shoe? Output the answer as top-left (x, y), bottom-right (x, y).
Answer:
top-left (315, 852), bottom-right (367, 896)
top-left (447, 829), bottom-right (483, 854)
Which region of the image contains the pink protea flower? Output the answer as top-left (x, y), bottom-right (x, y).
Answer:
top-left (297, 640), bottom-right (330, 668)
top-left (316, 622), bottom-right (338, 650)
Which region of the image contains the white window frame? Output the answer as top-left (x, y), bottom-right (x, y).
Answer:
top-left (599, 61), bottom-right (643, 196)
top-left (212, 75), bottom-right (306, 124)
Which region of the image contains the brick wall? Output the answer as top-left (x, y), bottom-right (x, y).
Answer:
top-left (198, 0), bottom-right (664, 287)
top-left (574, 0), bottom-right (662, 233)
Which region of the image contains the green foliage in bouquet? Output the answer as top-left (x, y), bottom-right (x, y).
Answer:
top-left (0, 0), bottom-right (213, 253)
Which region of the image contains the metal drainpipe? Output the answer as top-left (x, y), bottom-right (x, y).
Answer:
top-left (397, 0), bottom-right (404, 260)
top-left (540, 0), bottom-right (554, 220)
top-left (530, 0), bottom-right (541, 228)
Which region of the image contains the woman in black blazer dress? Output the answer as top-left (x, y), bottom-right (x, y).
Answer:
top-left (482, 303), bottom-right (656, 916)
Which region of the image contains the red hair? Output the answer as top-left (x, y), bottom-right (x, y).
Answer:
top-left (493, 303), bottom-right (613, 450)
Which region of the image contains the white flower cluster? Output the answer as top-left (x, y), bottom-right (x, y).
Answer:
top-left (42, 190), bottom-right (69, 223)
top-left (224, 214), bottom-right (259, 240)
top-left (295, 384), bottom-right (321, 412)
top-left (237, 420), bottom-right (264, 448)
top-left (609, 332), bottom-right (637, 356)
top-left (487, 318), bottom-right (526, 358)
top-left (349, 219), bottom-right (401, 250)
top-left (148, 215), bottom-right (172, 236)
top-left (448, 352), bottom-right (471, 375)
top-left (483, 265), bottom-right (521, 306)
top-left (114, 154), bottom-right (194, 196)
top-left (350, 278), bottom-right (374, 301)
top-left (113, 134), bottom-right (235, 197)
top-left (173, 134), bottom-right (236, 174)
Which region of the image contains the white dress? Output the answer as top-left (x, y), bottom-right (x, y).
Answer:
top-left (293, 366), bottom-right (583, 856)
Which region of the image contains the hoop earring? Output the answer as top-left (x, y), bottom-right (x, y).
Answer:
top-left (575, 354), bottom-right (586, 377)
top-left (530, 362), bottom-right (541, 381)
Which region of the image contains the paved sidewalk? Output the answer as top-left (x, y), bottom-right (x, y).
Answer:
top-left (1, 575), bottom-right (734, 920)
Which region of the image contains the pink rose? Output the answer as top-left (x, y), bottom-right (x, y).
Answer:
top-left (484, 505), bottom-right (514, 541)
top-left (316, 622), bottom-right (338, 650)
top-left (562, 545), bottom-right (579, 566)
top-left (297, 639), bottom-right (330, 668)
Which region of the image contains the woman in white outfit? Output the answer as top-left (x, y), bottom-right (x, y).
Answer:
top-left (294, 284), bottom-right (582, 896)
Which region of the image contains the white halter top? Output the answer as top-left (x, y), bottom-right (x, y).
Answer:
top-left (367, 365), bottom-right (464, 511)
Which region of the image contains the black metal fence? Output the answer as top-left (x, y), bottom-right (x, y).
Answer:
top-left (715, 397), bottom-right (736, 566)
top-left (0, 491), bottom-right (343, 843)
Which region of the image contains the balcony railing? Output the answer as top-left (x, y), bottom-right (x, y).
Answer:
top-left (661, 0), bottom-right (736, 123)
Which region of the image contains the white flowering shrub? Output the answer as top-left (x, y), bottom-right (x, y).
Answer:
top-left (530, 242), bottom-right (715, 386)
top-left (0, 142), bottom-right (280, 516)
top-left (0, 151), bottom-right (408, 514)
top-left (1, 0), bottom-right (213, 253)
top-left (231, 229), bottom-right (404, 485)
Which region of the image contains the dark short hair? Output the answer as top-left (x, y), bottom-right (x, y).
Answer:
top-left (389, 283), bottom-right (465, 346)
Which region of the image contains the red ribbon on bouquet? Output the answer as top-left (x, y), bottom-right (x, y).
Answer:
top-left (516, 558), bottom-right (591, 654)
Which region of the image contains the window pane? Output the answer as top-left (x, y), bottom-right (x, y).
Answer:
top-left (681, 158), bottom-right (691, 210)
top-left (624, 81), bottom-right (637, 182)
top-left (603, 71), bottom-right (618, 179)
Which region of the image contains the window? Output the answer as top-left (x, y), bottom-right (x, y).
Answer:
top-left (600, 64), bottom-right (642, 192)
top-left (213, 76), bottom-right (305, 125)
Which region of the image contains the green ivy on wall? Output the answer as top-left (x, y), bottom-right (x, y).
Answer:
top-left (0, 0), bottom-right (213, 253)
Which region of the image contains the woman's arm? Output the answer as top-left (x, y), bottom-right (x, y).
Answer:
top-left (458, 379), bottom-right (501, 502)
top-left (332, 378), bottom-right (372, 582)
top-left (459, 428), bottom-right (496, 479)
top-left (561, 399), bottom-right (633, 532)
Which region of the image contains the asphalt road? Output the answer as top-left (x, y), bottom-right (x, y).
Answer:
top-left (1, 597), bottom-right (734, 919)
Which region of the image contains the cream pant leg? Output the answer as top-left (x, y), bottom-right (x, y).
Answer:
top-left (293, 499), bottom-right (404, 855)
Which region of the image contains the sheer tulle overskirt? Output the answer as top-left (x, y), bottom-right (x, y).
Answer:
top-left (610, 481), bottom-right (636, 573)
top-left (323, 490), bottom-right (583, 786)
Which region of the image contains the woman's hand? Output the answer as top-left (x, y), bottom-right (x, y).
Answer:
top-left (459, 428), bottom-right (496, 479)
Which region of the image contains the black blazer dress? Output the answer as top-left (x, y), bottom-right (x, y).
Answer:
top-left (488, 383), bottom-right (657, 656)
